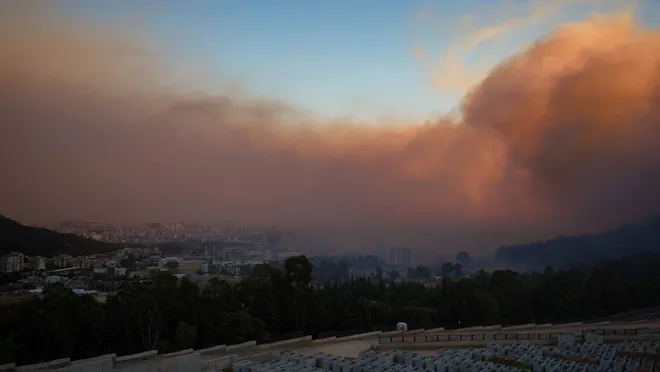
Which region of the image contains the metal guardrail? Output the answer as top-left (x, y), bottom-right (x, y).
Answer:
top-left (582, 328), bottom-right (639, 337)
top-left (378, 328), bottom-right (639, 344)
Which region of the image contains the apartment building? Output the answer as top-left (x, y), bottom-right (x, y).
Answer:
top-left (0, 253), bottom-right (25, 273)
top-left (388, 247), bottom-right (411, 268)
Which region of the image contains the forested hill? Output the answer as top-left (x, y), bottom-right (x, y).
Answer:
top-left (0, 215), bottom-right (122, 257)
top-left (494, 214), bottom-right (660, 269)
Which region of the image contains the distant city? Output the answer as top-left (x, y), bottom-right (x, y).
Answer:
top-left (1, 221), bottom-right (452, 303)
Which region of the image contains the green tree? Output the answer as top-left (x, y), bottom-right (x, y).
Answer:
top-left (453, 263), bottom-right (463, 278)
top-left (456, 251), bottom-right (472, 268)
top-left (284, 255), bottom-right (312, 288)
top-left (441, 262), bottom-right (454, 277)
top-left (174, 322), bottom-right (197, 350)
top-left (4, 252), bottom-right (660, 366)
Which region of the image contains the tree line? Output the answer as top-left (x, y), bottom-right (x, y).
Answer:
top-left (2, 253), bottom-right (660, 366)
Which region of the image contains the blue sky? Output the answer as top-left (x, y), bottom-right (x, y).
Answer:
top-left (64, 0), bottom-right (660, 122)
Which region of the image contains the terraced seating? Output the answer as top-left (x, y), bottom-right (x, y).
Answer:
top-left (233, 348), bottom-right (520, 371)
top-left (486, 332), bottom-right (660, 372)
top-left (5, 326), bottom-right (658, 371)
top-left (233, 333), bottom-right (660, 372)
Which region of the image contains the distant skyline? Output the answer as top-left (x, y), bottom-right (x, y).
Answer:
top-left (2, 0), bottom-right (660, 256)
top-left (61, 0), bottom-right (660, 122)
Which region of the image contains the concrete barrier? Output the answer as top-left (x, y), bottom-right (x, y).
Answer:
top-left (200, 354), bottom-right (237, 372)
top-left (535, 323), bottom-right (552, 328)
top-left (115, 350), bottom-right (158, 363)
top-left (71, 354), bottom-right (116, 364)
top-left (238, 352), bottom-right (278, 363)
top-left (459, 325), bottom-right (484, 331)
top-left (70, 354), bottom-right (116, 372)
top-left (406, 328), bottom-right (426, 335)
top-left (0, 364), bottom-right (15, 371)
top-left (502, 324), bottom-right (535, 330)
top-left (424, 327), bottom-right (444, 333)
top-left (160, 348), bottom-right (194, 357)
top-left (586, 321), bottom-right (611, 326)
top-left (258, 335), bottom-right (312, 349)
top-left (312, 336), bottom-right (337, 344)
top-left (226, 340), bottom-right (257, 351)
top-left (381, 328), bottom-right (425, 336)
top-left (197, 344), bottom-right (227, 355)
top-left (551, 322), bottom-right (583, 328)
top-left (381, 330), bottom-right (400, 336)
top-left (16, 358), bottom-right (70, 371)
top-left (454, 325), bottom-right (503, 331)
top-left (336, 331), bottom-right (382, 341)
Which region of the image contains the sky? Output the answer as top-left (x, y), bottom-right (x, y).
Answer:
top-left (62, 0), bottom-right (453, 121)
top-left (2, 0), bottom-right (660, 258)
top-left (60, 0), bottom-right (659, 122)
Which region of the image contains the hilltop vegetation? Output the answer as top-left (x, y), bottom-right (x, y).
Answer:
top-left (0, 215), bottom-right (122, 257)
top-left (494, 215), bottom-right (660, 269)
top-left (3, 253), bottom-right (660, 365)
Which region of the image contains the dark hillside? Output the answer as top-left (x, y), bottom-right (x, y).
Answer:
top-left (495, 214), bottom-right (660, 269)
top-left (0, 215), bottom-right (122, 257)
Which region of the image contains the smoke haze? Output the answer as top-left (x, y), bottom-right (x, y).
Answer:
top-left (2, 2), bottom-right (660, 255)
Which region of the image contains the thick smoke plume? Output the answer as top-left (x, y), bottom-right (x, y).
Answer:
top-left (1, 3), bottom-right (659, 253)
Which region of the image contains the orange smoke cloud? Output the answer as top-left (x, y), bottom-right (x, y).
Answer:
top-left (1, 3), bottom-right (659, 253)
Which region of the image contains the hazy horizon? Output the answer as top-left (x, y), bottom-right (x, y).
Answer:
top-left (2, 0), bottom-right (660, 257)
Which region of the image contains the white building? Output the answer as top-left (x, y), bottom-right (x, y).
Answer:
top-left (200, 261), bottom-right (210, 274)
top-left (389, 247), bottom-right (411, 268)
top-left (45, 276), bottom-right (61, 284)
top-left (159, 257), bottom-right (182, 268)
top-left (0, 253), bottom-right (24, 273)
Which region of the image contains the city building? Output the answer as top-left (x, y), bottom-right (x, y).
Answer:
top-left (54, 254), bottom-right (73, 268)
top-left (159, 257), bottom-right (182, 268)
top-left (222, 248), bottom-right (245, 262)
top-left (389, 247), bottom-right (411, 268)
top-left (178, 260), bottom-right (201, 274)
top-left (70, 257), bottom-right (93, 269)
top-left (28, 256), bottom-right (46, 270)
top-left (0, 253), bottom-right (24, 273)
top-left (45, 275), bottom-right (61, 284)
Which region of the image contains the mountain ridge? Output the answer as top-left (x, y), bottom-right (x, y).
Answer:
top-left (0, 215), bottom-right (122, 257)
top-left (495, 214), bottom-right (660, 269)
